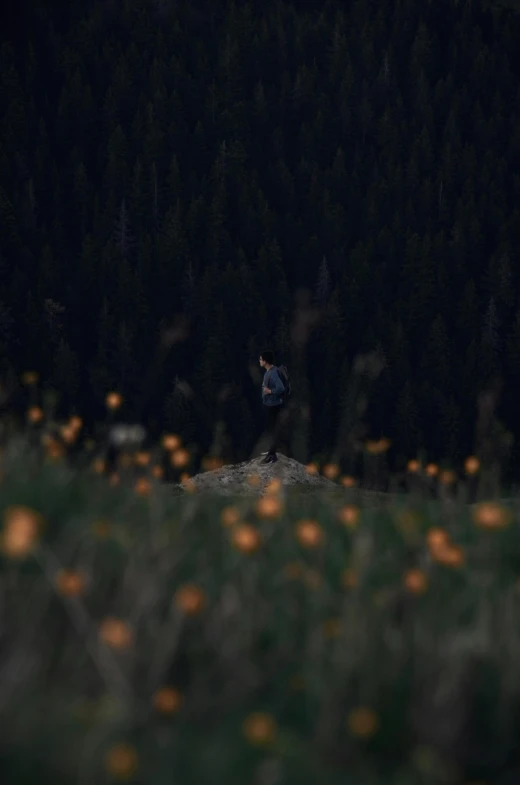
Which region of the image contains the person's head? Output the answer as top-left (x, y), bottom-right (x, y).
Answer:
top-left (259, 351), bottom-right (275, 369)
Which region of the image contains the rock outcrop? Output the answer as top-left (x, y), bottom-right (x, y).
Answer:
top-left (174, 453), bottom-right (338, 497)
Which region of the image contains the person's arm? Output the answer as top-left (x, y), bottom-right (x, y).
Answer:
top-left (266, 369), bottom-right (285, 396)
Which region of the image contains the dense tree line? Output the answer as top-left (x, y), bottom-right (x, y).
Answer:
top-left (1, 0), bottom-right (520, 485)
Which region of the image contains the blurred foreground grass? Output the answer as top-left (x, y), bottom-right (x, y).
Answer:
top-left (1, 425), bottom-right (520, 785)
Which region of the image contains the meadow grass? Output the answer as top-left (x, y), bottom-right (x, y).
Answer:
top-left (1, 409), bottom-right (520, 785)
top-left (1, 355), bottom-right (519, 785)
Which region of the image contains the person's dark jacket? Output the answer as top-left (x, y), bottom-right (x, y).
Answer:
top-left (262, 366), bottom-right (285, 406)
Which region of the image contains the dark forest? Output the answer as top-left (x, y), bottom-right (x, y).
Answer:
top-left (2, 0), bottom-right (520, 485)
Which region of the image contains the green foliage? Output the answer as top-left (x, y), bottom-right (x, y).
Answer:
top-left (1, 430), bottom-right (520, 784)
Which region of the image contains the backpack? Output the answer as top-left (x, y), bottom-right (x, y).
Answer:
top-left (275, 365), bottom-right (291, 402)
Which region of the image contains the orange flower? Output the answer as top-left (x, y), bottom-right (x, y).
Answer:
top-left (181, 474), bottom-right (196, 492)
top-left (304, 569), bottom-right (322, 588)
top-left (119, 453), bottom-right (133, 468)
top-left (55, 569), bottom-right (85, 597)
top-left (1, 506), bottom-right (43, 558)
top-left (256, 495), bottom-right (283, 519)
top-left (174, 584), bottom-right (206, 615)
top-left (92, 457), bottom-right (106, 474)
top-left (151, 465), bottom-right (164, 479)
top-left (135, 477), bottom-right (152, 496)
top-left (162, 434), bottom-right (181, 451)
top-left (407, 459), bottom-right (421, 473)
top-left (99, 618), bottom-right (134, 650)
top-left (105, 743), bottom-right (138, 780)
top-left (323, 618), bottom-right (342, 638)
top-left (221, 505), bottom-right (241, 527)
top-left (305, 463), bottom-right (319, 476)
top-left (264, 477), bottom-right (282, 495)
top-left (341, 568), bottom-right (358, 589)
top-left (27, 405), bottom-right (44, 424)
top-left (426, 527), bottom-right (449, 554)
top-left (134, 451), bottom-right (151, 467)
top-left (153, 686), bottom-right (182, 714)
top-left (59, 424), bottom-right (77, 444)
top-left (170, 448), bottom-right (190, 468)
top-left (105, 392), bottom-right (123, 410)
top-left (295, 519), bottom-right (325, 548)
top-left (396, 508), bottom-right (421, 538)
top-left (69, 415), bottom-right (83, 431)
top-left (340, 475), bottom-right (357, 487)
top-left (202, 456), bottom-right (224, 470)
top-left (464, 456), bottom-right (480, 475)
top-left (403, 568), bottom-right (428, 594)
top-left (323, 463), bottom-right (340, 480)
top-left (284, 562), bottom-right (303, 580)
top-left (92, 519), bottom-right (111, 539)
top-left (231, 524), bottom-right (261, 554)
top-left (46, 439), bottom-right (65, 460)
top-left (289, 673), bottom-right (306, 691)
top-left (338, 504), bottom-right (360, 529)
top-left (242, 712), bottom-right (277, 745)
top-left (347, 707), bottom-right (379, 738)
top-left (439, 469), bottom-right (456, 485)
top-left (425, 463), bottom-right (438, 477)
top-left (366, 439), bottom-right (389, 455)
top-left (21, 371), bottom-right (39, 386)
top-left (435, 543), bottom-right (465, 568)
top-left (472, 501), bottom-right (512, 530)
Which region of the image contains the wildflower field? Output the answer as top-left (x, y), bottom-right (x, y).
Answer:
top-left (1, 396), bottom-right (520, 785)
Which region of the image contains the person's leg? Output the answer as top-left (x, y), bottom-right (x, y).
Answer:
top-left (267, 404), bottom-right (282, 457)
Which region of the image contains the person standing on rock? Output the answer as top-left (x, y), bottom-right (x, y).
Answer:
top-left (259, 350), bottom-right (285, 464)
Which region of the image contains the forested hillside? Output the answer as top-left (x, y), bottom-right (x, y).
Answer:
top-left (2, 0), bottom-right (520, 483)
